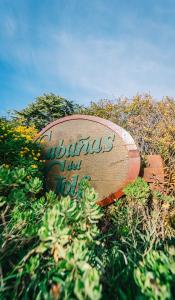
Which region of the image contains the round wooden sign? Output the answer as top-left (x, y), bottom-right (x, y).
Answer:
top-left (36, 115), bottom-right (140, 206)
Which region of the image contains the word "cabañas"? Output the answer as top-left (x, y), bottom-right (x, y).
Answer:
top-left (44, 133), bottom-right (115, 160)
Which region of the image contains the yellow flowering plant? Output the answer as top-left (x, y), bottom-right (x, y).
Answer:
top-left (0, 119), bottom-right (44, 177)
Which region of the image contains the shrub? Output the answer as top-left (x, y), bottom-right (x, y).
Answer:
top-left (0, 120), bottom-right (103, 299)
top-left (100, 178), bottom-right (175, 299)
top-left (1, 95), bottom-right (175, 299)
top-left (134, 247), bottom-right (175, 300)
top-left (0, 176), bottom-right (103, 299)
top-left (0, 119), bottom-right (43, 172)
top-left (81, 94), bottom-right (175, 196)
top-left (12, 93), bottom-right (79, 131)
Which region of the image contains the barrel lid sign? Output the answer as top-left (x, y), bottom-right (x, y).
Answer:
top-left (36, 115), bottom-right (140, 206)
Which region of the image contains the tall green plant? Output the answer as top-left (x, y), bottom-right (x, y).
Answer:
top-left (12, 93), bottom-right (78, 130)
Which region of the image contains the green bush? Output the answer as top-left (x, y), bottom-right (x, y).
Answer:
top-left (1, 96), bottom-right (175, 299)
top-left (12, 93), bottom-right (78, 131)
top-left (0, 176), bottom-right (103, 299)
top-left (99, 178), bottom-right (175, 299)
top-left (134, 247), bottom-right (175, 300)
top-left (0, 120), bottom-right (102, 299)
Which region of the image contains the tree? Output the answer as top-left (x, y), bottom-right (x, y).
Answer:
top-left (13, 93), bottom-right (78, 131)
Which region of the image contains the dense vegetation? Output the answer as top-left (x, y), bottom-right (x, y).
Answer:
top-left (0, 93), bottom-right (175, 299)
top-left (12, 93), bottom-right (79, 131)
top-left (80, 94), bottom-right (175, 196)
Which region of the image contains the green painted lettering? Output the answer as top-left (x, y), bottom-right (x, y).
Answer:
top-left (55, 174), bottom-right (79, 197)
top-left (67, 161), bottom-right (73, 171)
top-left (70, 175), bottom-right (79, 197)
top-left (45, 146), bottom-right (57, 160)
top-left (102, 134), bottom-right (115, 152)
top-left (66, 143), bottom-right (77, 157)
top-left (55, 140), bottom-right (66, 159)
top-left (88, 138), bottom-right (102, 154)
top-left (64, 181), bottom-right (72, 196)
top-left (66, 160), bottom-right (82, 171)
top-left (74, 137), bottom-right (90, 156)
top-left (73, 160), bottom-right (82, 170)
top-left (37, 131), bottom-right (52, 144)
top-left (42, 134), bottom-right (116, 160)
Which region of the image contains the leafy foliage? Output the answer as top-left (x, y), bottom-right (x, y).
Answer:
top-left (1, 94), bottom-right (175, 299)
top-left (134, 247), bottom-right (175, 300)
top-left (12, 93), bottom-right (79, 130)
top-left (81, 94), bottom-right (175, 196)
top-left (0, 121), bottom-right (103, 299)
top-left (99, 178), bottom-right (175, 299)
top-left (0, 119), bottom-right (43, 171)
top-left (0, 174), bottom-right (102, 299)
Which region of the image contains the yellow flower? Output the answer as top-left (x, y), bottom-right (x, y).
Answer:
top-left (14, 125), bottom-right (37, 140)
top-left (31, 165), bottom-right (38, 169)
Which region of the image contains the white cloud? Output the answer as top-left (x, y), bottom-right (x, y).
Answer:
top-left (43, 31), bottom-right (175, 100)
top-left (1, 1), bottom-right (175, 107)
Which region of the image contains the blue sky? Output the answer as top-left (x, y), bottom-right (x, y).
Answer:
top-left (0, 0), bottom-right (175, 116)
